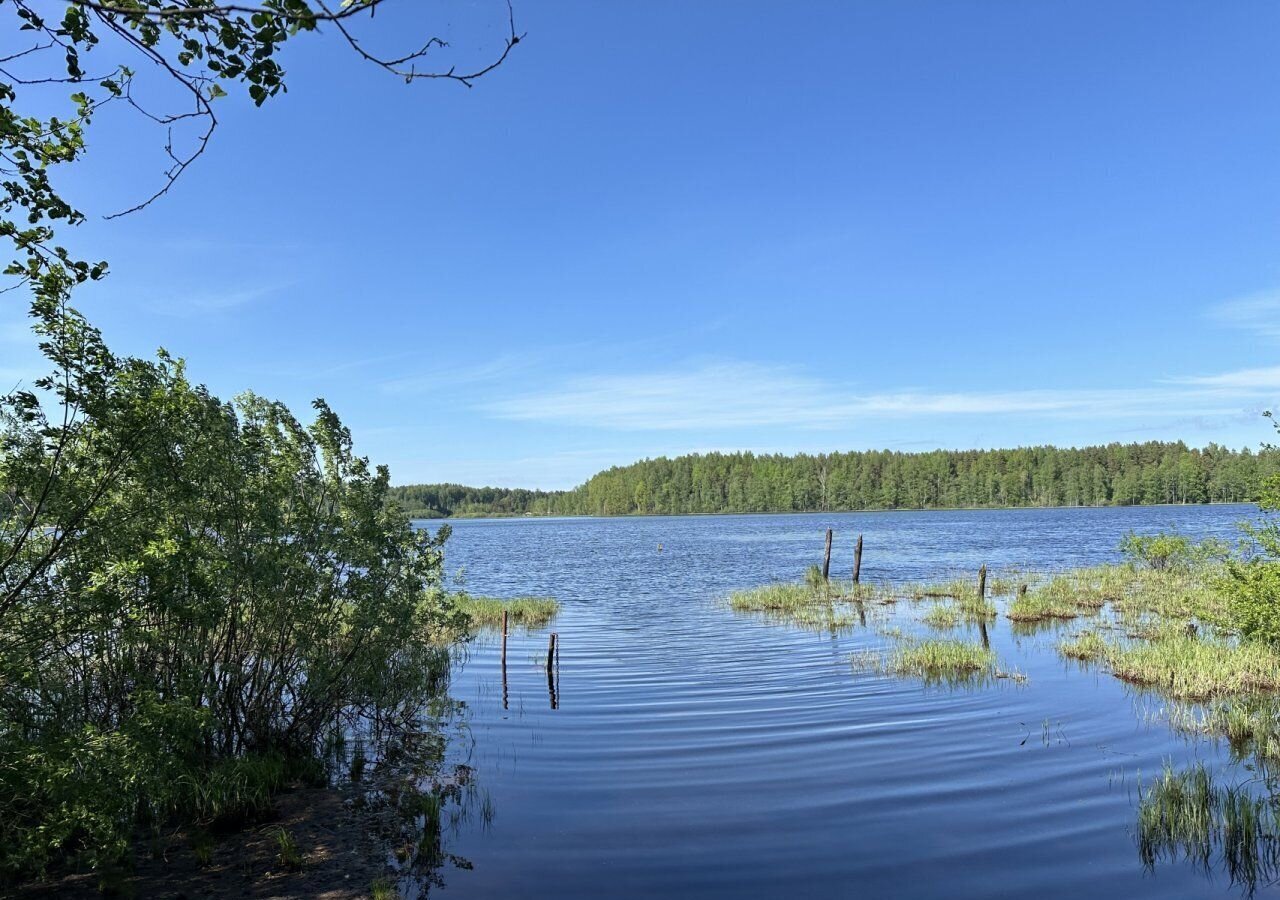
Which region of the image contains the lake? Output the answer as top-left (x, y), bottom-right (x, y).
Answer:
top-left (415, 505), bottom-right (1271, 898)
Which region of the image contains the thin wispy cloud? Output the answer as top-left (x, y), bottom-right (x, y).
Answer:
top-left (485, 361), bottom-right (1270, 432)
top-left (1173, 365), bottom-right (1280, 390)
top-left (143, 281), bottom-right (293, 317)
top-left (1208, 289), bottom-right (1280, 338)
top-left (381, 353), bottom-right (545, 395)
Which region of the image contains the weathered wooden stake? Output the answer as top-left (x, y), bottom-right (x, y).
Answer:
top-left (822, 528), bottom-right (833, 581)
top-left (547, 632), bottom-right (559, 710)
top-left (501, 610), bottom-right (509, 710)
top-left (977, 564), bottom-right (990, 650)
top-left (853, 534), bottom-right (864, 584)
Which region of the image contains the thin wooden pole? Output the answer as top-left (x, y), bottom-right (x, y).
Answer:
top-left (853, 534), bottom-right (863, 584)
top-left (500, 609), bottom-right (509, 709)
top-left (547, 632), bottom-right (559, 710)
top-left (822, 529), bottom-right (833, 581)
top-left (977, 564), bottom-right (990, 650)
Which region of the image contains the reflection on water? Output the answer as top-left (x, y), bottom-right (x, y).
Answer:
top-left (1137, 761), bottom-right (1280, 896)
top-left (420, 505), bottom-right (1276, 898)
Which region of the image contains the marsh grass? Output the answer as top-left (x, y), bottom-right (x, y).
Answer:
top-left (857, 638), bottom-right (997, 686)
top-left (728, 581), bottom-right (866, 632)
top-left (1105, 634), bottom-right (1280, 700)
top-left (1136, 761), bottom-right (1280, 891)
top-left (1109, 566), bottom-right (1231, 624)
top-left (1167, 698), bottom-right (1280, 766)
top-left (1058, 630), bottom-right (1107, 661)
top-left (908, 577), bottom-right (978, 601)
top-left (454, 594), bottom-right (560, 630)
top-left (1007, 589), bottom-right (1084, 623)
top-left (922, 604), bottom-right (960, 630)
top-left (956, 593), bottom-right (997, 621)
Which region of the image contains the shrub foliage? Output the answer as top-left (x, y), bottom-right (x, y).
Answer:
top-left (0, 302), bottom-right (461, 878)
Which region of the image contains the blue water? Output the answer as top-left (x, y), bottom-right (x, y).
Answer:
top-left (418, 505), bottom-right (1272, 898)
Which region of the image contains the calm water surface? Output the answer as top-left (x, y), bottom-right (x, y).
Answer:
top-left (416, 505), bottom-right (1272, 899)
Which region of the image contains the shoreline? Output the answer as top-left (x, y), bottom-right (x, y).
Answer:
top-left (408, 500), bottom-right (1258, 523)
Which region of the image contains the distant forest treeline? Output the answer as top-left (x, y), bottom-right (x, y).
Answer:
top-left (388, 442), bottom-right (1279, 518)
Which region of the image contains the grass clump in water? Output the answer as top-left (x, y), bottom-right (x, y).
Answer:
top-left (858, 638), bottom-right (997, 686)
top-left (728, 580), bottom-right (864, 633)
top-left (956, 593), bottom-right (997, 622)
top-left (1136, 761), bottom-right (1280, 891)
top-left (1058, 630), bottom-right (1107, 661)
top-left (729, 582), bottom-right (826, 613)
top-left (1007, 587), bottom-right (1084, 623)
top-left (908, 577), bottom-right (977, 601)
top-left (454, 593), bottom-right (560, 629)
top-left (1167, 697), bottom-right (1280, 765)
top-left (922, 604), bottom-right (959, 630)
top-left (1105, 633), bottom-right (1280, 700)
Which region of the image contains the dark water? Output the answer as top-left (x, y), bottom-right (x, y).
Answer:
top-left (418, 505), bottom-right (1272, 899)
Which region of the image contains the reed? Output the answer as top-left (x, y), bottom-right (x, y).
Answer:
top-left (1104, 633), bottom-right (1280, 700)
top-left (922, 604), bottom-right (960, 629)
top-left (729, 582), bottom-right (827, 613)
top-left (858, 639), bottom-right (997, 685)
top-left (454, 594), bottom-right (560, 629)
top-left (1058, 630), bottom-right (1107, 661)
top-left (1007, 589), bottom-right (1083, 623)
top-left (1167, 697), bottom-right (1280, 765)
top-left (1136, 761), bottom-right (1280, 890)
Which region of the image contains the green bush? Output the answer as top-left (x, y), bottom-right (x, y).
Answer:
top-left (0, 305), bottom-right (464, 880)
top-left (1221, 458), bottom-right (1280, 644)
top-left (1225, 555), bottom-right (1280, 645)
top-left (1120, 532), bottom-right (1194, 571)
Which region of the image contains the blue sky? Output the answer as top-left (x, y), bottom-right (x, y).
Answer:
top-left (3, 1), bottom-right (1279, 489)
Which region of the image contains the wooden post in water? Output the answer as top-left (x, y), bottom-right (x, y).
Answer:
top-left (822, 529), bottom-right (833, 581)
top-left (501, 610), bottom-right (509, 710)
top-left (547, 632), bottom-right (559, 710)
top-left (853, 534), bottom-right (864, 584)
top-left (977, 564), bottom-right (990, 650)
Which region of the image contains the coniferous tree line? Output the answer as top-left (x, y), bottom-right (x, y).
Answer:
top-left (389, 442), bottom-right (1278, 518)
